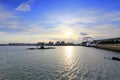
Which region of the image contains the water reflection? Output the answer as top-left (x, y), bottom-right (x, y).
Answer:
top-left (64, 46), bottom-right (74, 69)
top-left (0, 46), bottom-right (120, 80)
top-left (65, 46), bottom-right (74, 60)
top-left (62, 46), bottom-right (77, 79)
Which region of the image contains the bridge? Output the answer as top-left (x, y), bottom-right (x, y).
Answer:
top-left (81, 37), bottom-right (120, 47)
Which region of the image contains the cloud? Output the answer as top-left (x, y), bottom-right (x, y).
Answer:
top-left (80, 32), bottom-right (88, 36)
top-left (47, 13), bottom-right (98, 25)
top-left (0, 5), bottom-right (120, 43)
top-left (0, 5), bottom-right (21, 30)
top-left (0, 5), bottom-right (28, 37)
top-left (0, 9), bottom-right (18, 20)
top-left (0, 31), bottom-right (6, 35)
top-left (92, 24), bottom-right (120, 38)
top-left (112, 17), bottom-right (120, 21)
top-left (0, 22), bottom-right (119, 43)
top-left (15, 3), bottom-right (30, 11)
top-left (15, 0), bottom-right (33, 11)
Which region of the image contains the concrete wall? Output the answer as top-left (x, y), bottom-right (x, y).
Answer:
top-left (96, 44), bottom-right (120, 52)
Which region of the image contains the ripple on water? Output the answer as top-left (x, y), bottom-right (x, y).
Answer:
top-left (0, 46), bottom-right (120, 80)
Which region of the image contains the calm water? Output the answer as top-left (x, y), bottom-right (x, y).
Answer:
top-left (0, 46), bottom-right (120, 80)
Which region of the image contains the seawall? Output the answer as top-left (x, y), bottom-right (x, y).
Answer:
top-left (95, 44), bottom-right (120, 52)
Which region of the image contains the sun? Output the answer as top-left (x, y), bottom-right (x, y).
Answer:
top-left (65, 31), bottom-right (72, 37)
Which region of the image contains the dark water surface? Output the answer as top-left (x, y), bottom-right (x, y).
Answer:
top-left (0, 46), bottom-right (120, 80)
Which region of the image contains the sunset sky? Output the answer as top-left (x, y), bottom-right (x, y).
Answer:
top-left (0, 0), bottom-right (120, 43)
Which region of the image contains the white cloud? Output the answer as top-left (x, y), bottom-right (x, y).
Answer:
top-left (92, 24), bottom-right (120, 38)
top-left (15, 0), bottom-right (32, 11)
top-left (0, 6), bottom-right (120, 43)
top-left (0, 31), bottom-right (6, 35)
top-left (15, 3), bottom-right (30, 11)
top-left (80, 32), bottom-right (88, 36)
top-left (0, 5), bottom-right (22, 30)
top-left (0, 9), bottom-right (18, 20)
top-left (112, 17), bottom-right (120, 21)
top-left (0, 22), bottom-right (119, 43)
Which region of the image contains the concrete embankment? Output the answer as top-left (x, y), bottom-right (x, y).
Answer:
top-left (95, 44), bottom-right (120, 52)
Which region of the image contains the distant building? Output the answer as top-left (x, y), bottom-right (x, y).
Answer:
top-left (66, 42), bottom-right (74, 45)
top-left (47, 41), bottom-right (54, 45)
top-left (61, 41), bottom-right (65, 45)
top-left (37, 42), bottom-right (44, 46)
top-left (55, 41), bottom-right (61, 45)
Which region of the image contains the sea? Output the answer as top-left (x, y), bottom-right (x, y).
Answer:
top-left (0, 46), bottom-right (120, 80)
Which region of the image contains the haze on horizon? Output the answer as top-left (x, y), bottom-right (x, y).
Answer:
top-left (0, 0), bottom-right (120, 43)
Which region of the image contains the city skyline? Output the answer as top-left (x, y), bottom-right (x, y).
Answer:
top-left (0, 0), bottom-right (120, 43)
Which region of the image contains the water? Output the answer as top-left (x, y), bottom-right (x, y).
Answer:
top-left (0, 46), bottom-right (120, 80)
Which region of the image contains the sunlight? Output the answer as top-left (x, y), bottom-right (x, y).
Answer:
top-left (65, 31), bottom-right (72, 37)
top-left (65, 46), bottom-right (73, 59)
top-left (64, 46), bottom-right (75, 72)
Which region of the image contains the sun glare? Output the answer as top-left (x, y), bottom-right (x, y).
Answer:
top-left (65, 31), bottom-right (72, 37)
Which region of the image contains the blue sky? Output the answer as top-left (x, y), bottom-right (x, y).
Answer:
top-left (0, 0), bottom-right (120, 43)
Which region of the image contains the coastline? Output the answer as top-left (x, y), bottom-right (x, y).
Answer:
top-left (95, 44), bottom-right (120, 52)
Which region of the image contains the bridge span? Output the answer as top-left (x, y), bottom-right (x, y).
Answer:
top-left (81, 37), bottom-right (120, 51)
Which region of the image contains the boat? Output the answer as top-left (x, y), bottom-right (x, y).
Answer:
top-left (27, 43), bottom-right (55, 50)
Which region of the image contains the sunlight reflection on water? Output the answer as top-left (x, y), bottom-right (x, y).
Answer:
top-left (64, 46), bottom-right (74, 60)
top-left (62, 46), bottom-right (78, 79)
top-left (64, 46), bottom-right (74, 71)
top-left (0, 46), bottom-right (120, 80)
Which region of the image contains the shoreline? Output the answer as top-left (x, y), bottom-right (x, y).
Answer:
top-left (95, 44), bottom-right (120, 52)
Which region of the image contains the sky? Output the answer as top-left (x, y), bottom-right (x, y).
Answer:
top-left (0, 0), bottom-right (120, 43)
